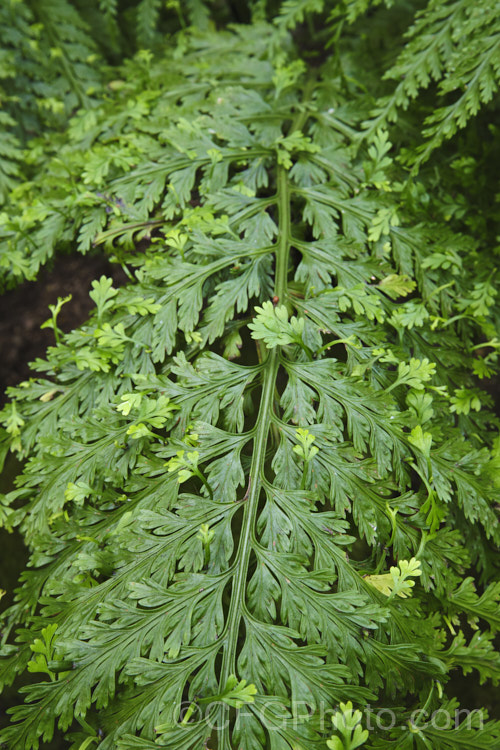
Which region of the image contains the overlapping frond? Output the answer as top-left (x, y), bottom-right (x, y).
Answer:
top-left (363, 0), bottom-right (500, 168)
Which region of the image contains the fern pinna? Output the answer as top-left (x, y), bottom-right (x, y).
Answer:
top-left (1, 17), bottom-right (500, 750)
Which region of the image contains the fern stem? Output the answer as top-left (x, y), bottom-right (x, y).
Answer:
top-left (300, 462), bottom-right (308, 490)
top-left (193, 468), bottom-right (214, 501)
top-left (218, 87), bottom-right (315, 737)
top-left (219, 166), bottom-right (291, 747)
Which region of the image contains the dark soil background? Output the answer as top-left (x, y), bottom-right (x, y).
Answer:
top-left (0, 254), bottom-right (127, 396)
top-left (0, 253), bottom-right (498, 746)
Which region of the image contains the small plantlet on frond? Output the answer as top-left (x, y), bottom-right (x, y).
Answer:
top-left (27, 624), bottom-right (71, 681)
top-left (364, 558), bottom-right (422, 600)
top-left (249, 300), bottom-right (309, 354)
top-left (327, 701), bottom-right (369, 750)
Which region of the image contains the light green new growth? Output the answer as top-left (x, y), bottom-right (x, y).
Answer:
top-left (249, 301), bottom-right (306, 348)
top-left (327, 701), bottom-right (369, 750)
top-left (365, 558), bottom-right (422, 600)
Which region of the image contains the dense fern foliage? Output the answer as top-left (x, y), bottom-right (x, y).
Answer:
top-left (1, 1), bottom-right (500, 749)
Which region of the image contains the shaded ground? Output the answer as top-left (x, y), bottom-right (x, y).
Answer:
top-left (0, 254), bottom-right (127, 398)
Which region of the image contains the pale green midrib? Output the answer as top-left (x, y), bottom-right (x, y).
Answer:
top-left (219, 349), bottom-right (279, 659)
top-left (216, 77), bottom-right (316, 745)
top-left (218, 166), bottom-right (290, 702)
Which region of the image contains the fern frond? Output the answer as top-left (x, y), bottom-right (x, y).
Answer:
top-left (137, 0), bottom-right (163, 48)
top-left (363, 0), bottom-right (500, 168)
top-left (0, 9), bottom-right (499, 750)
